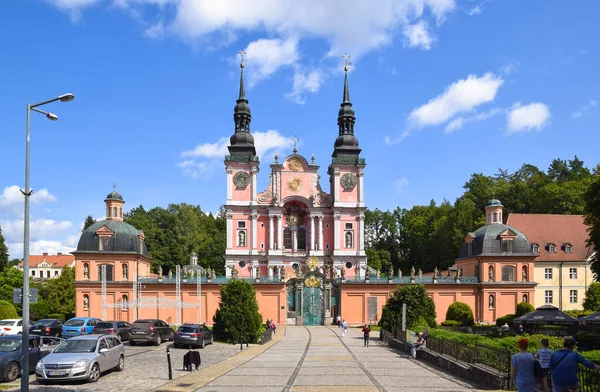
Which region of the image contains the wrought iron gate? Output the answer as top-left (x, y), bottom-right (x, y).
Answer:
top-left (302, 286), bottom-right (324, 325)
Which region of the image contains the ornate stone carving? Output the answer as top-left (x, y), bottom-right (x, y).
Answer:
top-left (397, 268), bottom-right (402, 279)
top-left (410, 266), bottom-right (415, 279)
top-left (288, 158), bottom-right (302, 172)
top-left (168, 269), bottom-right (172, 279)
top-left (158, 265), bottom-right (162, 277)
top-left (231, 266), bottom-right (238, 278)
top-left (287, 176), bottom-right (303, 192)
top-left (418, 268), bottom-right (422, 278)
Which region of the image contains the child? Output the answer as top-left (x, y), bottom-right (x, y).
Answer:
top-left (536, 338), bottom-right (552, 392)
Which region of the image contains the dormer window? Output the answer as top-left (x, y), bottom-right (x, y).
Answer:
top-left (563, 243), bottom-right (573, 254)
top-left (531, 243), bottom-right (539, 253)
top-left (99, 237), bottom-right (110, 251)
top-left (502, 239), bottom-right (513, 253)
top-left (547, 243), bottom-right (557, 253)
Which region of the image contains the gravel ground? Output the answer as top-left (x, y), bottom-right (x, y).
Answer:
top-left (3, 340), bottom-right (243, 392)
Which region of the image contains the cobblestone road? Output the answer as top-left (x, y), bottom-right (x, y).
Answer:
top-left (3, 340), bottom-right (241, 392)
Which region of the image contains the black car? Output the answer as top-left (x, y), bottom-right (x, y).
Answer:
top-left (129, 319), bottom-right (173, 346)
top-left (92, 321), bottom-right (131, 341)
top-left (0, 335), bottom-right (47, 382)
top-left (174, 324), bottom-right (213, 349)
top-left (29, 319), bottom-right (62, 337)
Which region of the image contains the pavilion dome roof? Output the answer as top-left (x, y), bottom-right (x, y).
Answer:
top-left (76, 220), bottom-right (148, 256)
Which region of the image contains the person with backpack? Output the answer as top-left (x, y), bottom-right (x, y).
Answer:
top-left (551, 336), bottom-right (600, 392)
top-left (535, 339), bottom-right (552, 392)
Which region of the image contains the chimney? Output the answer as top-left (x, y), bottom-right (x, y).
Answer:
top-left (57, 253), bottom-right (63, 256)
top-left (43, 252), bottom-right (48, 256)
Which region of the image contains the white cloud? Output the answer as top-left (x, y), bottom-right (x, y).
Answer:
top-left (506, 102), bottom-right (551, 134)
top-left (2, 219), bottom-right (73, 243)
top-left (286, 67), bottom-right (325, 104)
top-left (572, 99), bottom-right (598, 119)
top-left (403, 21), bottom-right (434, 50)
top-left (7, 241), bottom-right (76, 260)
top-left (467, 1), bottom-right (488, 16)
top-left (393, 178), bottom-right (409, 194)
top-left (444, 108), bottom-right (501, 133)
top-left (179, 129), bottom-right (294, 178)
top-left (499, 61), bottom-right (520, 76)
top-left (245, 38), bottom-right (299, 87)
top-left (408, 73), bottom-right (504, 127)
top-left (0, 186), bottom-right (58, 219)
top-left (45, 0), bottom-right (458, 100)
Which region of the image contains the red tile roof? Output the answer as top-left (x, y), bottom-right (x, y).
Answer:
top-left (19, 253), bottom-right (75, 268)
top-left (506, 214), bottom-right (592, 262)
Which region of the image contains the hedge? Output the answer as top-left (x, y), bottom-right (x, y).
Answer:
top-left (47, 313), bottom-right (65, 321)
top-left (495, 313), bottom-right (516, 327)
top-left (0, 300), bottom-right (18, 320)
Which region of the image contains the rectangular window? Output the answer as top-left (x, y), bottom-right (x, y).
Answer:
top-left (99, 237), bottom-right (110, 251)
top-left (549, 245), bottom-right (556, 253)
top-left (54, 271), bottom-right (59, 277)
top-left (544, 268), bottom-right (553, 279)
top-left (569, 268), bottom-right (577, 279)
top-left (570, 290), bottom-right (578, 304)
top-left (283, 229), bottom-right (292, 250)
top-left (237, 221), bottom-right (246, 229)
top-left (345, 223), bottom-right (353, 230)
top-left (39, 271), bottom-right (43, 278)
top-left (46, 271), bottom-right (50, 278)
top-left (31, 270), bottom-right (35, 276)
top-left (565, 245), bottom-right (572, 254)
top-left (544, 290), bottom-right (553, 304)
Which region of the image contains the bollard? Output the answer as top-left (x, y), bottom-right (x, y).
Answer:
top-left (166, 347), bottom-right (173, 380)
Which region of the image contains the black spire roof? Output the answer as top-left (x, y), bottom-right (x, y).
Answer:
top-left (332, 64), bottom-right (361, 159)
top-left (228, 60), bottom-right (257, 157)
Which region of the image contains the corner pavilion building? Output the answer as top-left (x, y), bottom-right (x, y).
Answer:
top-left (74, 63), bottom-right (540, 326)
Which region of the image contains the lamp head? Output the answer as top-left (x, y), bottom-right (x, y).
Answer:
top-left (58, 93), bottom-right (75, 102)
top-left (46, 112), bottom-right (58, 121)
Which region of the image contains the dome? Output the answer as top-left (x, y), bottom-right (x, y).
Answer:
top-left (486, 199), bottom-right (503, 207)
top-left (334, 134), bottom-right (359, 148)
top-left (76, 220), bottom-right (148, 257)
top-left (458, 223), bottom-right (532, 258)
top-left (229, 131), bottom-right (255, 146)
top-left (105, 191), bottom-right (123, 201)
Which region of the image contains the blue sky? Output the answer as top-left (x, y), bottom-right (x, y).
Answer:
top-left (1, 0), bottom-right (599, 259)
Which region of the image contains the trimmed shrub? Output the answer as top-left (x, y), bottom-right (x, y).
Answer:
top-left (516, 302), bottom-right (535, 317)
top-left (212, 279), bottom-right (263, 343)
top-left (47, 313), bottom-right (65, 321)
top-left (564, 309), bottom-right (594, 318)
top-left (0, 300), bottom-right (17, 319)
top-left (441, 320), bottom-right (461, 327)
top-left (445, 302), bottom-right (475, 326)
top-left (379, 284), bottom-right (436, 331)
top-left (495, 313), bottom-right (516, 327)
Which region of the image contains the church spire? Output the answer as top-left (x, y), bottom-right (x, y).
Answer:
top-left (332, 53), bottom-right (361, 159)
top-left (228, 50), bottom-right (257, 157)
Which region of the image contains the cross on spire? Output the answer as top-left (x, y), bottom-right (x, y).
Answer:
top-left (342, 52), bottom-right (352, 72)
top-left (238, 50), bottom-right (247, 68)
top-left (292, 135), bottom-right (298, 154)
top-left (112, 183), bottom-right (117, 191)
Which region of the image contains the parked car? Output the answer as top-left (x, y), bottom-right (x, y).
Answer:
top-left (92, 321), bottom-right (131, 341)
top-left (61, 318), bottom-right (101, 338)
top-left (0, 335), bottom-right (48, 382)
top-left (35, 334), bottom-right (124, 383)
top-left (129, 319), bottom-right (173, 346)
top-left (29, 319), bottom-right (63, 337)
top-left (174, 323), bottom-right (213, 349)
top-left (0, 319), bottom-right (28, 335)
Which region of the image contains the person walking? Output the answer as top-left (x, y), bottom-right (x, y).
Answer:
top-left (341, 320), bottom-right (347, 337)
top-left (270, 319), bottom-right (276, 335)
top-left (551, 336), bottom-right (600, 392)
top-left (362, 324), bottom-right (371, 347)
top-left (535, 338), bottom-right (552, 392)
top-left (510, 338), bottom-right (536, 392)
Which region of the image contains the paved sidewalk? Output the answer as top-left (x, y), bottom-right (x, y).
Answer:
top-left (173, 326), bottom-right (500, 392)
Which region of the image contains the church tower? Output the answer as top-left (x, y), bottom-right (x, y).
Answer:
top-left (327, 55), bottom-right (367, 276)
top-left (224, 52), bottom-right (260, 277)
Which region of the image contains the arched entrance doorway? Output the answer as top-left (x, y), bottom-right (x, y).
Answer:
top-left (302, 272), bottom-right (324, 325)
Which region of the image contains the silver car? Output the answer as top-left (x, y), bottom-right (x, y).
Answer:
top-left (35, 334), bottom-right (124, 383)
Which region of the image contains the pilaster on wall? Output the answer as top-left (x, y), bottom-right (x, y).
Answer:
top-left (334, 214), bottom-right (341, 251)
top-left (226, 213), bottom-right (233, 249)
top-left (226, 169), bottom-right (233, 201)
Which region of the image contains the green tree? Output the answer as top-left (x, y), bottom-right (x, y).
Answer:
top-left (0, 225), bottom-right (9, 273)
top-left (82, 215), bottom-right (97, 231)
top-left (445, 302), bottom-right (474, 326)
top-left (583, 282), bottom-right (600, 311)
top-left (585, 176), bottom-right (600, 278)
top-left (30, 299), bottom-right (50, 320)
top-left (0, 300), bottom-right (17, 319)
top-left (516, 302), bottom-right (535, 317)
top-left (379, 284), bottom-right (436, 331)
top-left (212, 279), bottom-right (263, 343)
top-left (45, 267), bottom-right (75, 315)
top-left (7, 259), bottom-right (20, 268)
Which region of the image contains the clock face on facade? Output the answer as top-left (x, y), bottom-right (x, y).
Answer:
top-left (233, 171), bottom-right (250, 189)
top-left (341, 173), bottom-right (357, 190)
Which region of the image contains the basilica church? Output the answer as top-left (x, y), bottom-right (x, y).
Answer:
top-left (71, 60), bottom-right (556, 327)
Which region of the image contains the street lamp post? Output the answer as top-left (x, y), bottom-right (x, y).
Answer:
top-left (21, 93), bottom-right (74, 392)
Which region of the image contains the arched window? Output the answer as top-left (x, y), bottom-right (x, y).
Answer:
top-left (297, 228), bottom-right (307, 250)
top-left (501, 266), bottom-right (515, 282)
top-left (522, 294), bottom-right (528, 303)
top-left (113, 207), bottom-right (117, 217)
top-left (488, 294), bottom-right (494, 309)
top-left (344, 231), bottom-right (354, 248)
top-left (98, 265), bottom-right (114, 282)
top-left (83, 294), bottom-right (90, 310)
top-left (122, 294), bottom-right (129, 309)
top-left (283, 228), bottom-right (292, 249)
top-left (83, 263), bottom-right (89, 279)
top-left (122, 264), bottom-right (128, 280)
